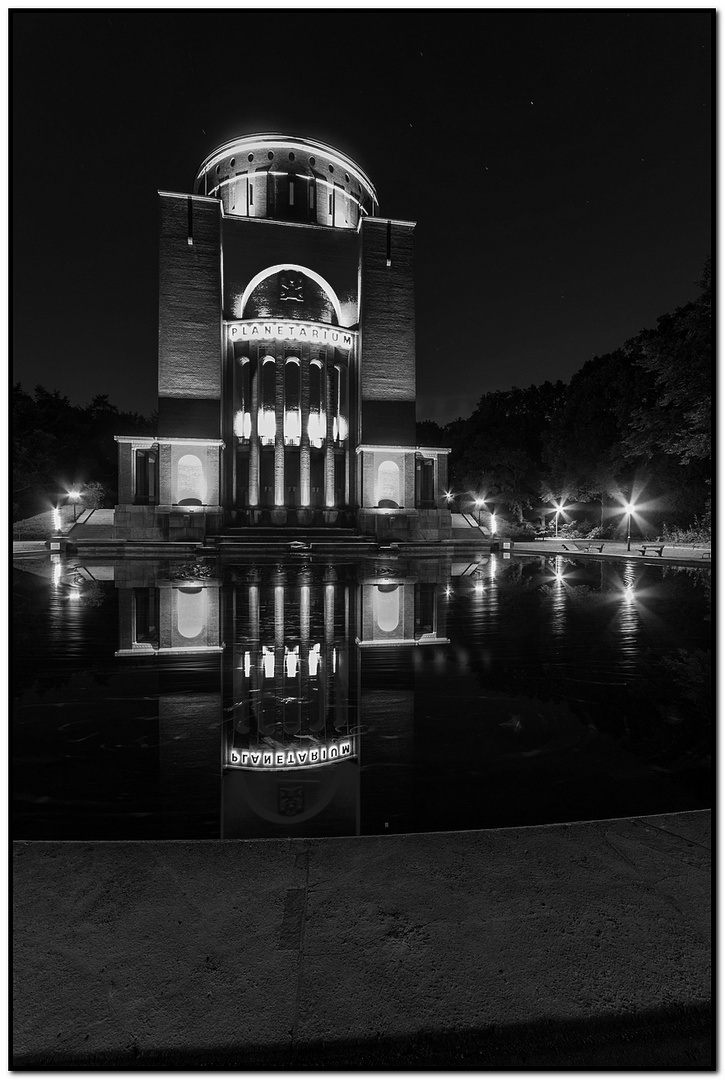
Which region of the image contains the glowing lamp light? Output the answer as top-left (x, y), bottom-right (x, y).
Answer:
top-left (68, 489), bottom-right (81, 523)
top-left (551, 499), bottom-right (569, 539)
top-left (490, 513), bottom-right (497, 536)
top-left (445, 491), bottom-right (454, 503)
top-left (444, 586), bottom-right (452, 598)
top-left (624, 499), bottom-right (637, 552)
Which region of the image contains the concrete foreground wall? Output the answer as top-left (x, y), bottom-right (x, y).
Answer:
top-left (13, 811), bottom-right (711, 1068)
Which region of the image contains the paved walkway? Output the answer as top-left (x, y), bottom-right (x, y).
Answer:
top-left (13, 810), bottom-right (711, 1068)
top-left (513, 538), bottom-right (711, 564)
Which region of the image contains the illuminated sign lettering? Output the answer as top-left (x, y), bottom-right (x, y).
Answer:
top-left (228, 321), bottom-right (353, 350)
top-left (228, 738), bottom-right (354, 770)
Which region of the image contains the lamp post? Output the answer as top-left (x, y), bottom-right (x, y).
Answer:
top-left (625, 501), bottom-right (634, 552)
top-left (475, 498), bottom-right (485, 526)
top-left (553, 500), bottom-right (565, 539)
top-left (68, 489), bottom-right (81, 523)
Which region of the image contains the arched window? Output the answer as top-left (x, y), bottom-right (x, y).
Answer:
top-left (234, 357), bottom-right (252, 440)
top-left (259, 357), bottom-right (276, 444)
top-left (332, 364), bottom-right (348, 443)
top-left (374, 585), bottom-right (400, 633)
top-left (284, 358), bottom-right (301, 444)
top-left (177, 454), bottom-right (206, 505)
top-left (177, 587), bottom-right (207, 640)
top-left (308, 360), bottom-right (325, 447)
top-left (376, 460), bottom-right (400, 508)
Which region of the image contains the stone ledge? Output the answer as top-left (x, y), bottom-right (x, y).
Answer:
top-left (12, 810), bottom-right (711, 1069)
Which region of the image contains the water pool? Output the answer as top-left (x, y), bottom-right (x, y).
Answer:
top-left (13, 552), bottom-right (711, 840)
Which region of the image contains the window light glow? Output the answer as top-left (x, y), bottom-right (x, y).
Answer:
top-left (53, 508), bottom-right (62, 531)
top-left (308, 411), bottom-right (326, 446)
top-left (243, 651), bottom-right (251, 678)
top-left (308, 643), bottom-right (321, 676)
top-left (262, 646), bottom-right (275, 679)
top-left (234, 410), bottom-right (252, 439)
top-left (284, 409), bottom-right (302, 443)
top-left (258, 408), bottom-right (276, 443)
top-left (285, 646), bottom-right (299, 679)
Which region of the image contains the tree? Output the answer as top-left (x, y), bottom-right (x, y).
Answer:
top-left (447, 381), bottom-right (566, 521)
top-left (623, 259), bottom-right (711, 468)
top-left (541, 351), bottom-right (641, 521)
top-left (79, 481), bottom-right (106, 510)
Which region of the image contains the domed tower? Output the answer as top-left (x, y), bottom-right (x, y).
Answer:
top-left (114, 133), bottom-right (451, 542)
top-left (193, 133), bottom-right (378, 228)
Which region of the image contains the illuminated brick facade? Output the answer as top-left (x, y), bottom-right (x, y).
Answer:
top-left (115, 133), bottom-right (451, 541)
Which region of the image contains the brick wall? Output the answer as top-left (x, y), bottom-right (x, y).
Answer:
top-left (158, 195), bottom-right (222, 428)
top-left (359, 219), bottom-right (416, 446)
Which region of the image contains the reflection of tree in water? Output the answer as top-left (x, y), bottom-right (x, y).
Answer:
top-left (625, 648), bottom-right (711, 774)
top-left (458, 559), bottom-right (711, 778)
top-left (78, 582), bottom-right (106, 608)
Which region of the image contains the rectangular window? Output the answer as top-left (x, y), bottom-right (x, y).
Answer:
top-left (134, 588), bottom-right (159, 645)
top-left (289, 180), bottom-right (295, 205)
top-left (134, 449), bottom-right (158, 505)
top-left (249, 180), bottom-right (253, 206)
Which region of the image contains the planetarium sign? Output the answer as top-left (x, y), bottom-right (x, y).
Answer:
top-left (228, 737), bottom-right (355, 770)
top-left (227, 320), bottom-right (354, 350)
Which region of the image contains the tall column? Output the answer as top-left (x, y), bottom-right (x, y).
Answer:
top-left (275, 356), bottom-right (285, 507)
top-left (274, 577), bottom-right (285, 731)
top-left (300, 356), bottom-right (311, 507)
top-left (249, 354), bottom-right (260, 507)
top-left (300, 581), bottom-right (310, 733)
top-left (324, 359), bottom-right (335, 507)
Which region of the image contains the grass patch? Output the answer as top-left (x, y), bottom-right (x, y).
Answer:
top-left (12, 506), bottom-right (75, 540)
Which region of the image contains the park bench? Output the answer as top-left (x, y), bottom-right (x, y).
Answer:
top-left (561, 541), bottom-right (605, 553)
top-left (638, 544), bottom-right (665, 556)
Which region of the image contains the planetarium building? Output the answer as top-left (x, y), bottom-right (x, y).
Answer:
top-left (114, 133), bottom-right (451, 543)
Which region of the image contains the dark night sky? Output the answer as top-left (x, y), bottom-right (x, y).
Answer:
top-left (12, 9), bottom-right (712, 425)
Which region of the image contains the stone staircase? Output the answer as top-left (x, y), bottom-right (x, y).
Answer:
top-left (212, 526), bottom-right (378, 558)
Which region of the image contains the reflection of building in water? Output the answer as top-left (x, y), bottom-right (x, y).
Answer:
top-left (113, 557), bottom-right (450, 839)
top-left (222, 564), bottom-right (359, 838)
top-left (113, 132), bottom-right (452, 542)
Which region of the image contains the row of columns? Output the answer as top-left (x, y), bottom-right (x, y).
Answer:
top-left (241, 353), bottom-right (347, 508)
top-left (231, 580), bottom-right (349, 741)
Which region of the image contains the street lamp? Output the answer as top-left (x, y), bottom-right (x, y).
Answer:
top-left (553, 499), bottom-right (567, 539)
top-left (625, 501), bottom-right (635, 552)
top-left (68, 489), bottom-right (81, 523)
top-left (475, 498), bottom-right (485, 526)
